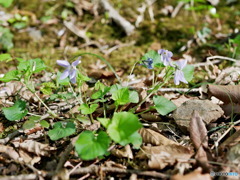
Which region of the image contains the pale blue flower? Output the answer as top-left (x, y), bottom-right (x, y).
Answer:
top-left (57, 58), bottom-right (81, 83)
top-left (158, 49), bottom-right (173, 66)
top-left (140, 58), bottom-right (153, 69)
top-left (174, 59), bottom-right (188, 85)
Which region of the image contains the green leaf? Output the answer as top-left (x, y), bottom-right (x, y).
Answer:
top-left (0, 0), bottom-right (14, 7)
top-left (2, 100), bottom-right (28, 121)
top-left (17, 58), bottom-right (46, 73)
top-left (0, 54), bottom-right (12, 62)
top-left (129, 91), bottom-right (139, 103)
top-left (107, 112), bottom-right (142, 148)
top-left (182, 65), bottom-right (194, 82)
top-left (23, 119), bottom-right (35, 130)
top-left (75, 130), bottom-right (110, 160)
top-left (79, 103), bottom-right (98, 115)
top-left (40, 82), bottom-right (56, 95)
top-left (141, 50), bottom-right (163, 68)
top-left (97, 118), bottom-right (110, 128)
top-left (0, 70), bottom-right (19, 82)
top-left (40, 120), bottom-right (50, 128)
top-left (48, 122), bottom-right (76, 141)
top-left (0, 26), bottom-right (14, 50)
top-left (112, 88), bottom-right (130, 105)
top-left (153, 95), bottom-right (177, 116)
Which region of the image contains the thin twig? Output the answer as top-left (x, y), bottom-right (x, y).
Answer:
top-left (0, 130), bottom-right (22, 145)
top-left (171, 1), bottom-right (185, 18)
top-left (211, 119), bottom-right (240, 150)
top-left (70, 165), bottom-right (169, 178)
top-left (99, 0), bottom-right (135, 35)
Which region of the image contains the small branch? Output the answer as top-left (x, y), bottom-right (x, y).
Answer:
top-left (206, 55), bottom-right (239, 62)
top-left (171, 1), bottom-right (185, 18)
top-left (99, 0), bottom-right (135, 36)
top-left (0, 130), bottom-right (22, 145)
top-left (70, 165), bottom-right (169, 179)
top-left (0, 174), bottom-right (37, 180)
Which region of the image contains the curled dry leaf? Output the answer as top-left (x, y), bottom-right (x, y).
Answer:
top-left (139, 128), bottom-right (178, 146)
top-left (171, 167), bottom-right (211, 180)
top-left (136, 145), bottom-right (193, 170)
top-left (111, 145), bottom-right (133, 159)
top-left (208, 84), bottom-right (240, 104)
top-left (140, 113), bottom-right (162, 122)
top-left (189, 111), bottom-right (209, 169)
top-left (0, 144), bottom-right (20, 162)
top-left (13, 140), bottom-right (56, 156)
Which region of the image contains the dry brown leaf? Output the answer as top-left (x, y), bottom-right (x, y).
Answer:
top-left (171, 167), bottom-right (211, 180)
top-left (0, 144), bottom-right (20, 162)
top-left (189, 111), bottom-right (209, 168)
top-left (208, 84), bottom-right (240, 104)
top-left (140, 113), bottom-right (162, 122)
top-left (173, 100), bottom-right (223, 133)
top-left (139, 128), bottom-right (178, 146)
top-left (221, 103), bottom-right (240, 116)
top-left (13, 140), bottom-right (56, 156)
top-left (111, 145), bottom-right (133, 159)
top-left (190, 111), bottom-right (208, 149)
top-left (137, 145), bottom-right (193, 170)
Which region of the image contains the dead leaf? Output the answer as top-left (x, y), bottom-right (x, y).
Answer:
top-left (173, 100), bottom-right (223, 133)
top-left (139, 128), bottom-right (178, 146)
top-left (227, 144), bottom-right (240, 165)
top-left (140, 113), bottom-right (162, 122)
top-left (137, 144), bottom-right (193, 170)
top-left (208, 84), bottom-right (240, 104)
top-left (0, 144), bottom-right (20, 162)
top-left (111, 145), bottom-right (133, 159)
top-left (190, 111), bottom-right (208, 149)
top-left (171, 167), bottom-right (211, 180)
top-left (189, 111), bottom-right (209, 169)
top-left (13, 140), bottom-right (56, 156)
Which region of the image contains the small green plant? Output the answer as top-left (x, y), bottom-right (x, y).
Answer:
top-left (0, 26), bottom-right (14, 50)
top-left (0, 0), bottom-right (14, 8)
top-left (0, 47), bottom-right (194, 161)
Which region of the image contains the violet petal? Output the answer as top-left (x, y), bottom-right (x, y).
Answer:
top-left (57, 60), bottom-right (70, 68)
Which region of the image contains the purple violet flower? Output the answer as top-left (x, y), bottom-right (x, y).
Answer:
top-left (158, 49), bottom-right (173, 66)
top-left (174, 59), bottom-right (188, 85)
top-left (140, 58), bottom-right (153, 69)
top-left (57, 58), bottom-right (81, 83)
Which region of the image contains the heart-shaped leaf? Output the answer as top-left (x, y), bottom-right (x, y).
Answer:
top-left (153, 95), bottom-right (177, 116)
top-left (3, 100), bottom-right (28, 121)
top-left (48, 122), bottom-right (76, 141)
top-left (75, 130), bottom-right (110, 160)
top-left (107, 112), bottom-right (142, 148)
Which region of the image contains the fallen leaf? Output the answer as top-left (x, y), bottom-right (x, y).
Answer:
top-left (136, 144), bottom-right (193, 169)
top-left (0, 144), bottom-right (20, 162)
top-left (139, 128), bottom-right (178, 146)
top-left (173, 100), bottom-right (223, 133)
top-left (208, 84), bottom-right (240, 104)
top-left (111, 145), bottom-right (133, 159)
top-left (171, 167), bottom-right (211, 180)
top-left (13, 140), bottom-right (56, 156)
top-left (189, 111), bottom-right (209, 169)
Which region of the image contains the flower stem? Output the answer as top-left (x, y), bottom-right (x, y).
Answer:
top-left (34, 92), bottom-right (58, 117)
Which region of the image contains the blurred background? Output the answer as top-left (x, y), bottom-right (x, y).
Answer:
top-left (0, 0), bottom-right (239, 71)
